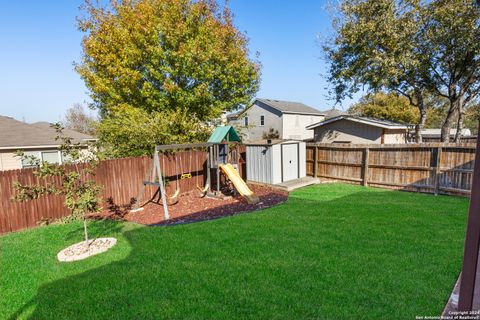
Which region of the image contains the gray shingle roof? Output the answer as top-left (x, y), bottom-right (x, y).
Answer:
top-left (0, 116), bottom-right (94, 149)
top-left (30, 122), bottom-right (95, 142)
top-left (256, 98), bottom-right (325, 115)
top-left (306, 115), bottom-right (409, 130)
top-left (322, 108), bottom-right (346, 119)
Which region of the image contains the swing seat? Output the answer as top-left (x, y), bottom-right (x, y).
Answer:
top-left (167, 188), bottom-right (180, 205)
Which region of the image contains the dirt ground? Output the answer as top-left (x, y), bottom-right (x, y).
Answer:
top-left (96, 184), bottom-right (288, 226)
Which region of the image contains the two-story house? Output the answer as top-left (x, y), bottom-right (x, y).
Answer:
top-left (228, 98), bottom-right (325, 141)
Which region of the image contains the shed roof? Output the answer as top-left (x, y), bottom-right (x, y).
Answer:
top-left (207, 126), bottom-right (241, 143)
top-left (306, 115), bottom-right (409, 130)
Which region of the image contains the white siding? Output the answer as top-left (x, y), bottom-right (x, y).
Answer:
top-left (229, 101), bottom-right (325, 142)
top-left (282, 114), bottom-right (324, 140)
top-left (0, 152), bottom-right (22, 171)
top-left (271, 144), bottom-right (282, 184)
top-left (229, 103), bottom-right (283, 142)
top-left (0, 147), bottom-right (93, 171)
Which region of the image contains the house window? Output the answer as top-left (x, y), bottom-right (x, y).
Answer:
top-left (21, 151), bottom-right (40, 168)
top-left (260, 115), bottom-right (265, 126)
top-left (244, 116), bottom-right (249, 126)
top-left (42, 151), bottom-right (60, 164)
top-left (21, 150), bottom-right (61, 168)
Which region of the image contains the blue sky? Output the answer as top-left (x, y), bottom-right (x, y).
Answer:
top-left (0, 0), bottom-right (353, 123)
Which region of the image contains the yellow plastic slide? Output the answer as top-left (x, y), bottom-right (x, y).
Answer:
top-left (219, 163), bottom-right (259, 204)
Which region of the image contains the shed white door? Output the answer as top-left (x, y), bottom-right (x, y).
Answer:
top-left (282, 144), bottom-right (298, 182)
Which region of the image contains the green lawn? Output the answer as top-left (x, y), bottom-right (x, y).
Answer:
top-left (0, 184), bottom-right (469, 319)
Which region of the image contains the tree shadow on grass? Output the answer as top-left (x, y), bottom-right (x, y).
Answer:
top-left (7, 186), bottom-right (468, 319)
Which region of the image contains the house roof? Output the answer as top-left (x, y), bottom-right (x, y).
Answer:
top-left (420, 128), bottom-right (472, 138)
top-left (322, 108), bottom-right (346, 119)
top-left (0, 116), bottom-right (94, 149)
top-left (227, 98), bottom-right (325, 120)
top-left (207, 125), bottom-right (241, 143)
top-left (30, 122), bottom-right (95, 141)
top-left (306, 115), bottom-right (409, 130)
top-left (256, 98), bottom-right (325, 116)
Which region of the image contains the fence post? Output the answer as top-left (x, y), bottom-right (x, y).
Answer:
top-left (313, 145), bottom-right (318, 178)
top-left (434, 146), bottom-right (442, 195)
top-left (363, 147), bottom-right (369, 186)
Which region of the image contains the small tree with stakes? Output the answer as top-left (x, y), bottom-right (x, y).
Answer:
top-left (13, 123), bottom-right (101, 245)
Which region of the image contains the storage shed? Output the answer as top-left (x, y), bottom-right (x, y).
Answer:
top-left (246, 140), bottom-right (306, 185)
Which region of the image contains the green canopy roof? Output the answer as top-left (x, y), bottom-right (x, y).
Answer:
top-left (207, 126), bottom-right (241, 143)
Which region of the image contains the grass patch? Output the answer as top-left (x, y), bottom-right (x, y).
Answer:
top-left (0, 183), bottom-right (468, 319)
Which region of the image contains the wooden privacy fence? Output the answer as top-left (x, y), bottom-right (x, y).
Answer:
top-left (0, 147), bottom-right (247, 235)
top-left (0, 156), bottom-right (152, 235)
top-left (306, 143), bottom-right (476, 196)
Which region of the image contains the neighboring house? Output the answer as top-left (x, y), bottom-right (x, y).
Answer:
top-left (419, 128), bottom-right (474, 142)
top-left (306, 115), bottom-right (408, 144)
top-left (228, 98), bottom-right (325, 141)
top-left (0, 116), bottom-right (95, 171)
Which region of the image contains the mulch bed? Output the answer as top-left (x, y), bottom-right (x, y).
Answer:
top-left (95, 184), bottom-right (288, 226)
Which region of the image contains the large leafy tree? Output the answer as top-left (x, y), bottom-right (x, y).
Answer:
top-left (420, 0), bottom-right (480, 141)
top-left (464, 104), bottom-right (480, 134)
top-left (325, 0), bottom-right (480, 143)
top-left (76, 0), bottom-right (260, 125)
top-left (97, 106), bottom-right (210, 158)
top-left (349, 91), bottom-right (468, 131)
top-left (324, 0), bottom-right (429, 142)
top-left (348, 92), bottom-right (419, 124)
top-left (426, 101), bottom-right (480, 134)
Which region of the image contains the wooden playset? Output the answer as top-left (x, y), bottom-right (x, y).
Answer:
top-left (131, 126), bottom-right (258, 220)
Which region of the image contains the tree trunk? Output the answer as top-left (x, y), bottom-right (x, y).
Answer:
top-left (454, 97), bottom-right (465, 143)
top-left (454, 110), bottom-right (465, 143)
top-left (441, 116), bottom-right (453, 142)
top-left (83, 215), bottom-right (89, 243)
top-left (414, 89), bottom-right (427, 143)
top-left (441, 99), bottom-right (458, 142)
